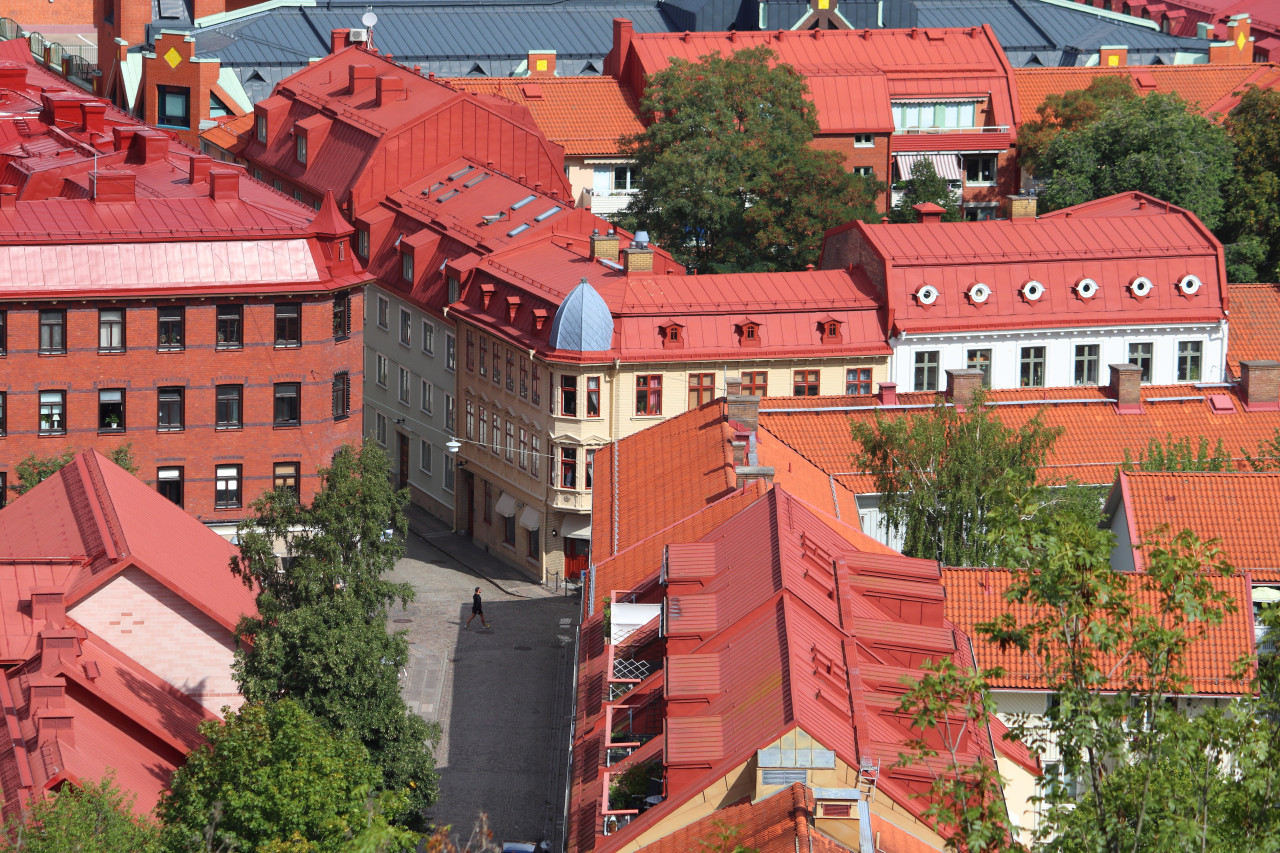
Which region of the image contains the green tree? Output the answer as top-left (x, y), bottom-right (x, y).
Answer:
top-left (1018, 76), bottom-right (1136, 174)
top-left (1119, 433), bottom-right (1232, 473)
top-left (619, 46), bottom-right (882, 273)
top-left (1038, 93), bottom-right (1234, 230)
top-left (9, 444), bottom-right (139, 496)
top-left (1, 773), bottom-right (162, 852)
top-left (158, 699), bottom-right (412, 853)
top-left (232, 443), bottom-right (439, 824)
top-left (887, 158), bottom-right (962, 223)
top-left (1223, 86), bottom-right (1280, 282)
top-left (895, 658), bottom-right (1021, 853)
top-left (849, 394), bottom-right (1063, 565)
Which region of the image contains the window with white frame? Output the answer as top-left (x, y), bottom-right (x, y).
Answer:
top-left (1177, 340), bottom-right (1203, 382)
top-left (420, 440), bottom-right (432, 475)
top-left (376, 354), bottom-right (389, 387)
top-left (466, 399), bottom-right (475, 439)
top-left (377, 296), bottom-right (389, 329)
top-left (214, 465), bottom-right (241, 509)
top-left (964, 155), bottom-right (997, 185)
top-left (853, 133), bottom-right (874, 147)
top-left (376, 412), bottom-right (387, 445)
top-left (446, 335), bottom-right (456, 371)
top-left (422, 321), bottom-right (434, 354)
top-left (852, 166), bottom-right (875, 176)
top-left (399, 309), bottom-right (412, 347)
top-left (892, 100), bottom-right (978, 131)
top-left (398, 367), bottom-right (410, 404)
top-left (445, 394), bottom-right (455, 433)
top-left (531, 435), bottom-right (541, 480)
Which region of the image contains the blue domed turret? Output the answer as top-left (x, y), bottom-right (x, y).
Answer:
top-left (549, 278), bottom-right (614, 352)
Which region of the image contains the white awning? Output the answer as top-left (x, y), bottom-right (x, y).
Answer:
top-left (518, 506), bottom-right (541, 531)
top-left (494, 493), bottom-right (517, 518)
top-left (895, 152), bottom-right (963, 182)
top-left (561, 514), bottom-right (592, 540)
top-left (1255, 586), bottom-right (1280, 604)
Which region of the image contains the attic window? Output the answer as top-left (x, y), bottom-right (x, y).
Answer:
top-left (821, 803), bottom-right (853, 818)
top-left (479, 283), bottom-right (495, 310)
top-left (467, 63), bottom-right (487, 76)
top-left (820, 318), bottom-right (842, 343)
top-left (429, 182), bottom-right (445, 193)
top-left (739, 322), bottom-right (762, 347)
top-left (661, 323), bottom-right (685, 349)
top-left (506, 296), bottom-right (521, 323)
top-left (1208, 394), bottom-right (1235, 413)
top-left (520, 83), bottom-right (543, 99)
top-left (511, 195), bottom-right (536, 210)
top-left (533, 308), bottom-right (549, 331)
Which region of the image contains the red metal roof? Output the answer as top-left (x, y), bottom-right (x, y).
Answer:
top-left (1111, 470), bottom-right (1280, 581)
top-left (1225, 284), bottom-right (1280, 378)
top-left (439, 77), bottom-right (644, 157)
top-left (820, 193), bottom-right (1224, 336)
top-left (635, 784), bottom-right (850, 853)
top-left (941, 567), bottom-right (1254, 694)
top-left (617, 26), bottom-right (1018, 139)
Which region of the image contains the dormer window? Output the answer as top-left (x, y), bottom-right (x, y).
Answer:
top-left (401, 252), bottom-right (413, 283)
top-left (296, 133), bottom-right (307, 164)
top-left (479, 283), bottom-right (495, 310)
top-left (818, 317), bottom-right (842, 343)
top-left (506, 296), bottom-right (521, 324)
top-left (256, 115), bottom-right (267, 144)
top-left (738, 321), bottom-right (762, 348)
top-left (660, 322), bottom-right (685, 349)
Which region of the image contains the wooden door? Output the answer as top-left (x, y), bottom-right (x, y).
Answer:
top-left (564, 538), bottom-right (589, 580)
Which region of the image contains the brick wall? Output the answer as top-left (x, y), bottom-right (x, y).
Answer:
top-left (8, 0), bottom-right (94, 28)
top-left (0, 290), bottom-right (364, 522)
top-left (140, 33), bottom-right (228, 148)
top-left (68, 567), bottom-right (243, 714)
top-left (812, 133), bottom-right (892, 212)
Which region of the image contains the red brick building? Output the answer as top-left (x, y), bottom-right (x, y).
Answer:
top-left (0, 59), bottom-right (366, 528)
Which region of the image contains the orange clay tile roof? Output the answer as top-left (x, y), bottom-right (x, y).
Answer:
top-left (1013, 64), bottom-right (1280, 123)
top-left (871, 816), bottom-right (947, 853)
top-left (1115, 471), bottom-right (1280, 582)
top-left (198, 112), bottom-right (254, 153)
top-left (941, 567), bottom-right (1254, 695)
top-left (636, 784), bottom-right (850, 853)
top-left (1226, 284), bottom-right (1280, 379)
top-left (757, 383), bottom-right (1280, 493)
top-left (439, 77), bottom-right (642, 157)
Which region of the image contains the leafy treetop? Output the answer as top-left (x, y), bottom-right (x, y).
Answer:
top-left (1018, 76), bottom-right (1136, 174)
top-left (887, 158), bottom-right (962, 223)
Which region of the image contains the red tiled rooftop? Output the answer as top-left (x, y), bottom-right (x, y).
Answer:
top-left (1014, 64), bottom-right (1280, 123)
top-left (758, 383), bottom-right (1280, 492)
top-left (635, 784), bottom-right (849, 853)
top-left (439, 77), bottom-right (643, 157)
top-left (942, 567), bottom-right (1254, 694)
top-left (1116, 470), bottom-right (1280, 581)
top-left (1226, 284), bottom-right (1280, 378)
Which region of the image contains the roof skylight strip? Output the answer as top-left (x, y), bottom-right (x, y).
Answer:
top-left (534, 206), bottom-right (560, 222)
top-left (511, 195), bottom-right (536, 210)
top-left (449, 165), bottom-right (475, 181)
top-left (429, 182), bottom-right (445, 193)
top-left (507, 223), bottom-right (531, 237)
top-left (438, 190), bottom-right (460, 202)
top-left (463, 173), bottom-right (489, 188)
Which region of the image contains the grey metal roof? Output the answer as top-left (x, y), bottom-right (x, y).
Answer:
top-left (549, 279), bottom-right (615, 352)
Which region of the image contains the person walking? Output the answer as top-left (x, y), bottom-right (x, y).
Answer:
top-left (465, 586), bottom-right (490, 629)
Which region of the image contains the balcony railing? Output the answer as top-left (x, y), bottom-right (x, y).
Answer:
top-left (551, 488), bottom-right (591, 511)
top-left (584, 189), bottom-right (635, 219)
top-left (892, 124), bottom-right (1012, 136)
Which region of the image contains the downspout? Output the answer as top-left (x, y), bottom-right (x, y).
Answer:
top-left (611, 358), bottom-right (621, 557)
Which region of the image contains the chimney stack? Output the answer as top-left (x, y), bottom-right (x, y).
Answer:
top-left (349, 64), bottom-right (376, 98)
top-left (1109, 363), bottom-right (1143, 414)
top-left (31, 589), bottom-right (65, 627)
top-left (590, 229), bottom-right (620, 263)
top-left (606, 18), bottom-right (634, 78)
top-left (528, 49), bottom-right (557, 76)
top-left (0, 185), bottom-right (15, 210)
top-left (79, 101), bottom-right (106, 134)
top-left (0, 62), bottom-right (26, 90)
top-left (92, 171), bottom-right (137, 203)
top-left (913, 202), bottom-right (946, 224)
top-left (727, 387), bottom-right (761, 432)
top-left (622, 232), bottom-right (654, 275)
top-left (735, 465), bottom-right (775, 489)
top-left (38, 628), bottom-right (82, 676)
top-left (330, 28), bottom-right (352, 54)
top-left (209, 169), bottom-right (241, 202)
top-left (945, 368), bottom-right (985, 410)
top-left (188, 153), bottom-right (212, 184)
top-left (1239, 360), bottom-right (1280, 411)
top-left (1099, 45), bottom-right (1128, 66)
top-left (375, 75), bottom-right (405, 106)
top-left (877, 382), bottom-right (898, 406)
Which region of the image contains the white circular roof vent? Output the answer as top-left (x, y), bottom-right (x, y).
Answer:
top-left (1075, 278), bottom-right (1099, 299)
top-left (1179, 274), bottom-right (1202, 295)
top-left (916, 284), bottom-right (939, 305)
top-left (968, 282), bottom-right (991, 304)
top-left (1022, 280), bottom-right (1044, 302)
top-left (1130, 276), bottom-right (1153, 297)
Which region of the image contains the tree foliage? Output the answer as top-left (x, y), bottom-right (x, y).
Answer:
top-left (232, 443), bottom-right (439, 824)
top-left (849, 394), bottom-right (1063, 565)
top-left (1222, 85), bottom-right (1280, 282)
top-left (1018, 77), bottom-right (1136, 174)
top-left (887, 158), bottom-right (962, 223)
top-left (158, 699), bottom-right (413, 853)
top-left (1, 773), bottom-right (162, 853)
top-left (619, 46), bottom-right (882, 273)
top-left (8, 445), bottom-right (138, 496)
top-left (1119, 433), bottom-right (1232, 473)
top-left (1038, 93), bottom-right (1234, 230)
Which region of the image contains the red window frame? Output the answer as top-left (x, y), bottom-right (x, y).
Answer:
top-left (560, 447), bottom-right (578, 489)
top-left (586, 376), bottom-right (601, 417)
top-left (741, 371), bottom-right (768, 397)
top-left (688, 373), bottom-right (716, 408)
top-left (560, 374), bottom-right (578, 416)
top-left (793, 370), bottom-right (820, 396)
top-left (636, 375), bottom-right (662, 415)
top-left (846, 368), bottom-right (872, 395)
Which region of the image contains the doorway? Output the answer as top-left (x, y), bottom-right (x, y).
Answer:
top-left (397, 433), bottom-right (409, 491)
top-left (564, 537), bottom-right (589, 580)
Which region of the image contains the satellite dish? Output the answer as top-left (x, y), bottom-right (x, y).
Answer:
top-left (361, 11), bottom-right (378, 27)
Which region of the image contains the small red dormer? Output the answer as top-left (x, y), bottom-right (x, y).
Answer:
top-left (817, 316), bottom-right (842, 343)
top-left (506, 295), bottom-right (521, 324)
top-left (479, 283), bottom-right (496, 310)
top-left (660, 321), bottom-right (685, 349)
top-left (532, 308), bottom-right (549, 332)
top-left (737, 319), bottom-right (762, 348)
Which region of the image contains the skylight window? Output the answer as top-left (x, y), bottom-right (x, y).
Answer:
top-left (429, 182), bottom-right (445, 193)
top-left (463, 173), bottom-right (489, 188)
top-left (534, 206), bottom-right (560, 222)
top-left (448, 165), bottom-right (475, 181)
top-left (511, 195), bottom-right (536, 210)
top-left (507, 223), bottom-right (531, 237)
top-left (438, 190), bottom-right (460, 202)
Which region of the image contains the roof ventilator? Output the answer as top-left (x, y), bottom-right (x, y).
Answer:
top-left (1021, 280), bottom-right (1044, 302)
top-left (1075, 278), bottom-right (1098, 299)
top-left (1179, 274), bottom-right (1202, 296)
top-left (1130, 276), bottom-right (1153, 297)
top-left (915, 285), bottom-right (938, 305)
top-left (967, 282), bottom-right (990, 304)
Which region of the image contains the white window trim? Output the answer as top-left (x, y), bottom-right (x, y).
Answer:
top-left (376, 296), bottom-right (389, 330)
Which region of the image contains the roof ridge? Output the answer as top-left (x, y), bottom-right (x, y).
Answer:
top-left (81, 452), bottom-right (129, 559)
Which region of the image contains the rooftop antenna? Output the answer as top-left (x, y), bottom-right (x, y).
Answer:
top-left (361, 10), bottom-right (378, 51)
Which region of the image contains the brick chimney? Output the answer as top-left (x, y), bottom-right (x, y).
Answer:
top-left (605, 18), bottom-right (634, 78)
top-left (946, 368), bottom-right (985, 410)
top-left (913, 202), bottom-right (946, 223)
top-left (590, 229), bottom-right (620, 263)
top-left (727, 388), bottom-right (761, 433)
top-left (349, 64), bottom-right (376, 99)
top-left (209, 169), bottom-right (241, 202)
top-left (375, 75), bottom-right (405, 106)
top-left (1239, 360), bottom-right (1280, 412)
top-left (1099, 45), bottom-right (1128, 66)
top-left (0, 185), bottom-right (15, 210)
top-left (528, 49), bottom-right (557, 76)
top-left (878, 382), bottom-right (898, 406)
top-left (330, 28), bottom-right (352, 54)
top-left (92, 171), bottom-right (137, 203)
top-left (1109, 363), bottom-right (1143, 414)
top-left (730, 439), bottom-right (748, 466)
top-left (1008, 194), bottom-right (1037, 218)
top-left (79, 101), bottom-right (106, 134)
top-left (188, 153), bottom-right (212, 184)
top-left (1209, 14), bottom-right (1253, 63)
top-left (622, 243), bottom-right (653, 275)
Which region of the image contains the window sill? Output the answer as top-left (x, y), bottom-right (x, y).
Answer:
top-left (157, 427), bottom-right (185, 433)
top-left (156, 122), bottom-right (191, 130)
top-left (334, 413), bottom-right (350, 421)
top-left (156, 347), bottom-right (185, 353)
top-left (214, 505), bottom-right (243, 512)
top-left (965, 182), bottom-right (996, 188)
top-left (216, 344), bottom-right (244, 351)
top-left (274, 343), bottom-right (302, 349)
top-left (98, 349), bottom-right (126, 355)
top-left (39, 431), bottom-right (67, 437)
top-left (216, 425), bottom-right (244, 431)
top-left (334, 334), bottom-right (350, 343)
top-left (38, 351), bottom-right (67, 357)
top-left (98, 427), bottom-right (125, 434)
top-left (631, 414), bottom-right (665, 420)
top-left (274, 423), bottom-right (301, 430)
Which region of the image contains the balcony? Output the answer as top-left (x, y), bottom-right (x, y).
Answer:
top-left (607, 613), bottom-right (662, 701)
top-left (584, 189), bottom-right (635, 219)
top-left (551, 487), bottom-right (591, 511)
top-left (892, 124), bottom-right (1011, 137)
